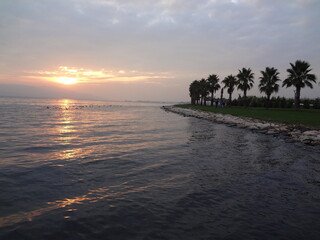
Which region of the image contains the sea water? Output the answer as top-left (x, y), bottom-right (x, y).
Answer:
top-left (1, 97), bottom-right (320, 239)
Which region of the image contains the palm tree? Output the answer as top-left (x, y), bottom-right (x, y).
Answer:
top-left (222, 75), bottom-right (237, 105)
top-left (259, 67), bottom-right (281, 108)
top-left (282, 60), bottom-right (317, 109)
top-left (189, 80), bottom-right (201, 105)
top-left (207, 74), bottom-right (220, 106)
top-left (237, 67), bottom-right (254, 99)
top-left (199, 78), bottom-right (209, 106)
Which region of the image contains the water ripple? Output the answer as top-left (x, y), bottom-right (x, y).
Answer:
top-left (1, 98), bottom-right (320, 239)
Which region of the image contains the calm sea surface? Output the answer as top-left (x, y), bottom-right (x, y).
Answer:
top-left (1, 97), bottom-right (320, 240)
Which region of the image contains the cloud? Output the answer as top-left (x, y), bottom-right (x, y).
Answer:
top-left (23, 66), bottom-right (174, 84)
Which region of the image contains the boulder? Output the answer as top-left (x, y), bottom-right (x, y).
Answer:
top-left (303, 130), bottom-right (319, 136)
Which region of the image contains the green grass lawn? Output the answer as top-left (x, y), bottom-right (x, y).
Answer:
top-left (175, 104), bottom-right (320, 129)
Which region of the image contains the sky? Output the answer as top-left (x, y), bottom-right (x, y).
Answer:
top-left (0, 0), bottom-right (319, 102)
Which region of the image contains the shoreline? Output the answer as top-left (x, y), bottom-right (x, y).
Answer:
top-left (162, 105), bottom-right (320, 146)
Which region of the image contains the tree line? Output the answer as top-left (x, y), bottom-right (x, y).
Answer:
top-left (189, 60), bottom-right (317, 109)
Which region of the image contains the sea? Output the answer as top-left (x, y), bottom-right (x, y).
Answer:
top-left (0, 97), bottom-right (320, 240)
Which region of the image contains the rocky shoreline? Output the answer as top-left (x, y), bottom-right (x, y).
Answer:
top-left (162, 106), bottom-right (320, 146)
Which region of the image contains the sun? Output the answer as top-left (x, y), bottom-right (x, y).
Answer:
top-left (56, 77), bottom-right (78, 85)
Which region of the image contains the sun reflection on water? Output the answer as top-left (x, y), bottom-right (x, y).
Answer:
top-left (56, 100), bottom-right (77, 149)
top-left (0, 174), bottom-right (190, 228)
top-left (59, 99), bottom-right (72, 107)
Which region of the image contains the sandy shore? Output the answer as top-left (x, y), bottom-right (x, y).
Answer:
top-left (163, 106), bottom-right (320, 146)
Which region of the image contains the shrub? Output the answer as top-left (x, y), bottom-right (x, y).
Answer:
top-left (280, 97), bottom-right (287, 108)
top-left (313, 98), bottom-right (320, 109)
top-left (286, 99), bottom-right (294, 108)
top-left (303, 99), bottom-right (310, 109)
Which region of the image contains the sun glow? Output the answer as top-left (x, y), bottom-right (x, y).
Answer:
top-left (28, 66), bottom-right (174, 85)
top-left (56, 77), bottom-right (78, 85)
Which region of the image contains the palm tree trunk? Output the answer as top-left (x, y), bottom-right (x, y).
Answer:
top-left (267, 94), bottom-right (271, 108)
top-left (295, 86), bottom-right (301, 109)
top-left (243, 89), bottom-right (247, 107)
top-left (211, 91), bottom-right (214, 106)
top-left (229, 93), bottom-right (232, 106)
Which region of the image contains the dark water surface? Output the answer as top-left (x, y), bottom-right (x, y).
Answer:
top-left (1, 97), bottom-right (320, 240)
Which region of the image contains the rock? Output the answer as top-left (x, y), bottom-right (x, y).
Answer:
top-left (256, 123), bottom-right (270, 129)
top-left (303, 130), bottom-right (319, 136)
top-left (311, 140), bottom-right (320, 146)
top-left (248, 125), bottom-right (258, 130)
top-left (267, 130), bottom-right (277, 135)
top-left (278, 126), bottom-right (288, 132)
top-left (290, 131), bottom-right (302, 136)
top-left (299, 135), bottom-right (315, 142)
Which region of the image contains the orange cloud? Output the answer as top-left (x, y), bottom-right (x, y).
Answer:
top-left (25, 66), bottom-right (174, 85)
